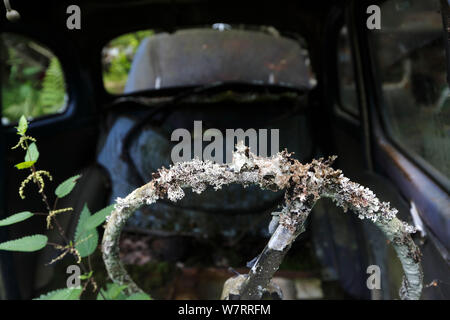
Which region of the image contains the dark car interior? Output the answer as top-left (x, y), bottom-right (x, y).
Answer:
top-left (0, 0), bottom-right (449, 300)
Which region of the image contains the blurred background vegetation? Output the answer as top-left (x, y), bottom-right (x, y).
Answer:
top-left (1, 30), bottom-right (154, 124)
top-left (102, 29), bottom-right (154, 94)
top-left (1, 33), bottom-right (66, 124)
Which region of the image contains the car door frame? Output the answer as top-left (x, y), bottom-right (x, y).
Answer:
top-left (351, 0), bottom-right (450, 258)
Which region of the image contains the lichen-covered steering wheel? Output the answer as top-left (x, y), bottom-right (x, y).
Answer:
top-left (101, 142), bottom-right (423, 300)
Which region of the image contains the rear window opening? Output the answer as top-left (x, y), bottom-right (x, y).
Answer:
top-left (101, 26), bottom-right (316, 95)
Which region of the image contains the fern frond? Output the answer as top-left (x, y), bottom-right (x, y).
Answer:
top-left (39, 58), bottom-right (66, 110)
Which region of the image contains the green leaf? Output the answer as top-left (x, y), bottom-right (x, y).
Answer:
top-left (24, 142), bottom-right (39, 162)
top-left (34, 287), bottom-right (82, 300)
top-left (16, 115), bottom-right (28, 136)
top-left (0, 211), bottom-right (33, 226)
top-left (85, 204), bottom-right (115, 230)
top-left (74, 204), bottom-right (98, 258)
top-left (55, 174), bottom-right (81, 198)
top-left (0, 235), bottom-right (47, 252)
top-left (126, 293), bottom-right (152, 300)
top-left (23, 66), bottom-right (41, 76)
top-left (15, 161), bottom-right (36, 170)
top-left (97, 283), bottom-right (128, 300)
top-left (79, 271), bottom-right (93, 280)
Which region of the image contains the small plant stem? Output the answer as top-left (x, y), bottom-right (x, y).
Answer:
top-left (53, 197), bottom-right (59, 211)
top-left (33, 212), bottom-right (48, 216)
top-left (17, 128), bottom-right (106, 300)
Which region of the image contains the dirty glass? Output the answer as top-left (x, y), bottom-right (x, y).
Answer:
top-left (369, 0), bottom-right (450, 180)
top-left (337, 26), bottom-right (359, 116)
top-left (102, 28), bottom-right (316, 94)
top-left (0, 33), bottom-right (67, 125)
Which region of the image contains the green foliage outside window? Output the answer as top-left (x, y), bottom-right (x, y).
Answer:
top-left (102, 30), bottom-right (154, 94)
top-left (1, 33), bottom-right (67, 124)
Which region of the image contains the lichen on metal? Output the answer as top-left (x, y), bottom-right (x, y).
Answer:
top-left (101, 141), bottom-right (423, 300)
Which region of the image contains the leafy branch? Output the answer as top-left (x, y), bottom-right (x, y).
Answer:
top-left (0, 115), bottom-right (148, 300)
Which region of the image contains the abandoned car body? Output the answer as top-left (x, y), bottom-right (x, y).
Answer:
top-left (0, 0), bottom-right (448, 300)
